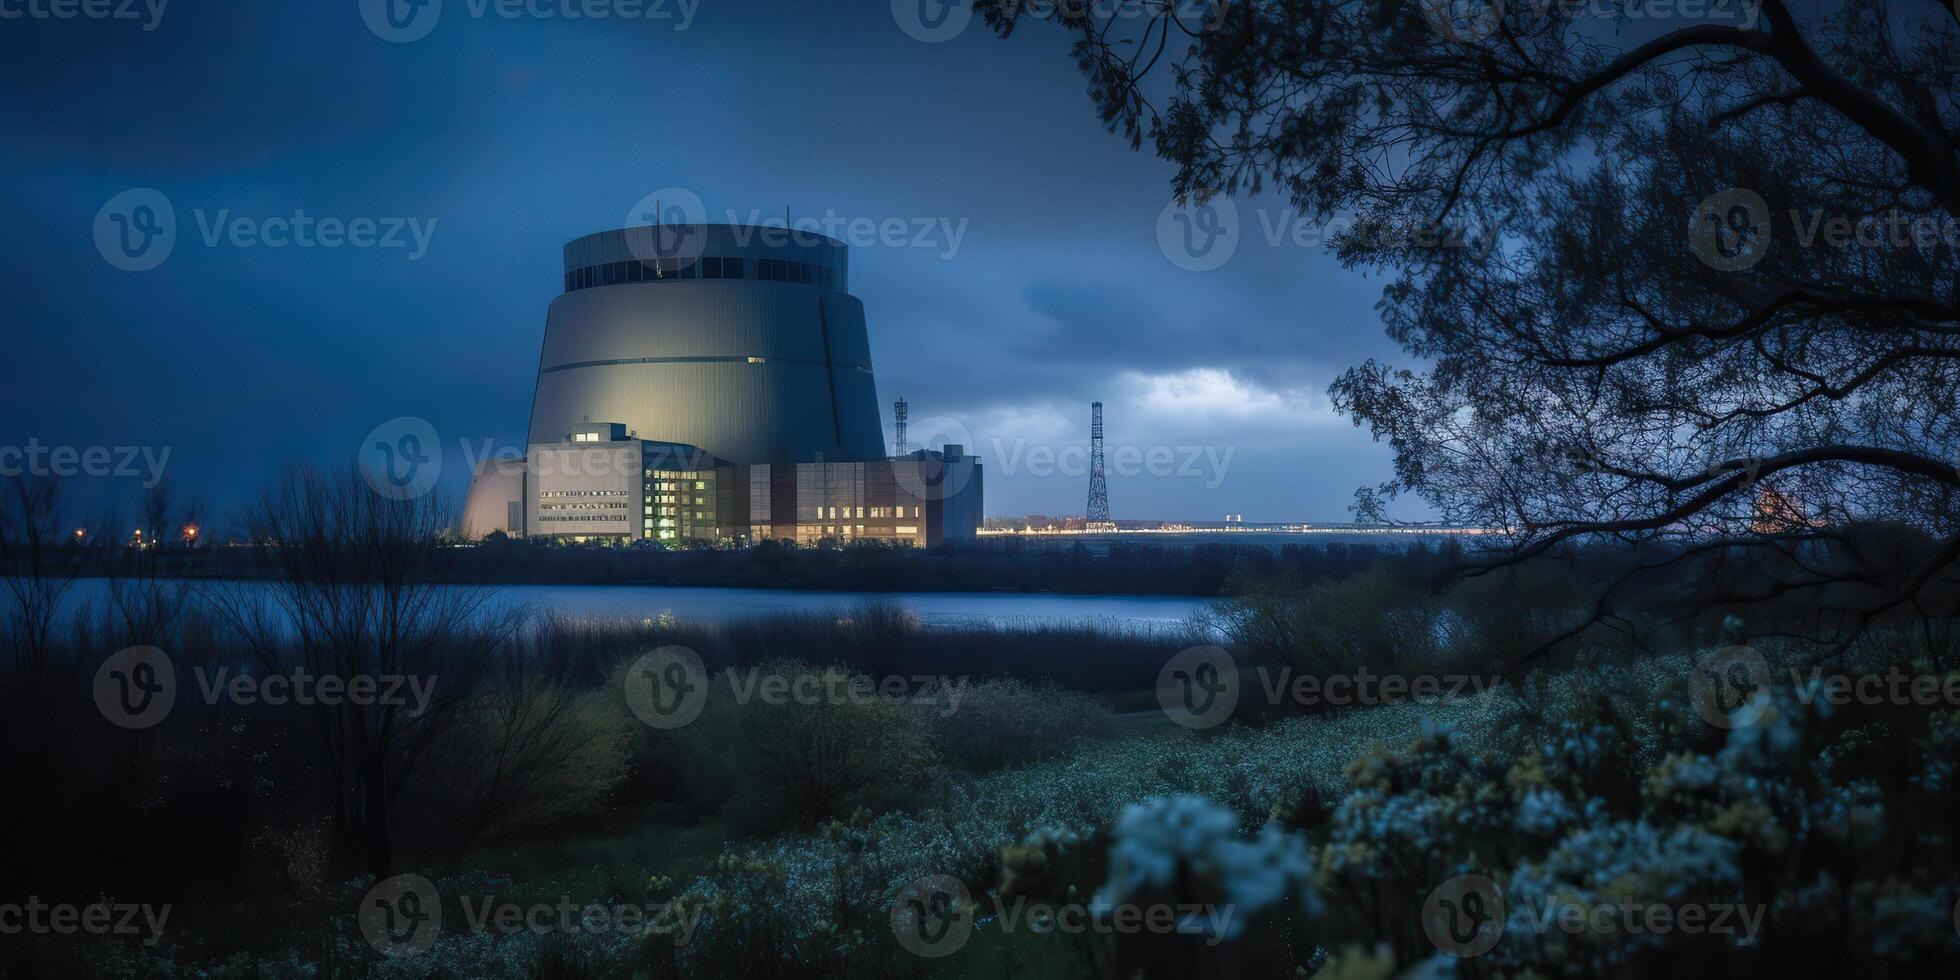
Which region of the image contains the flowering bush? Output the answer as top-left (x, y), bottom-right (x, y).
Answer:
top-left (650, 688), bottom-right (1517, 979)
top-left (73, 638), bottom-right (1960, 979)
top-left (1293, 647), bottom-right (1960, 977)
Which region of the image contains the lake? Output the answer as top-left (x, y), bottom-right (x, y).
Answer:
top-left (61, 579), bottom-right (1216, 632)
top-left (482, 584), bottom-right (1213, 630)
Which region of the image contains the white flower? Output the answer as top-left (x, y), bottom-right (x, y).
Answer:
top-left (1099, 796), bottom-right (1319, 938)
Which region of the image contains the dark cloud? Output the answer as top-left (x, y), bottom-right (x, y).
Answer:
top-left (0, 1), bottom-right (1418, 522)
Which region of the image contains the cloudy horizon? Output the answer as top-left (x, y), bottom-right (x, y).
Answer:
top-left (2, 1), bottom-right (1422, 526)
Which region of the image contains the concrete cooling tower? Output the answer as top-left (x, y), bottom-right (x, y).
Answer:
top-left (459, 221), bottom-right (983, 548)
top-left (527, 224), bottom-right (885, 463)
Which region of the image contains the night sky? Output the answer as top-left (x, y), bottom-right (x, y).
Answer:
top-left (1, 1), bottom-right (1414, 527)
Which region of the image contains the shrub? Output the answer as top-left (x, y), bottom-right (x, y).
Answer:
top-left (1289, 648), bottom-right (1960, 977)
top-left (647, 688), bottom-right (1517, 977)
top-left (399, 679), bottom-right (633, 860)
top-left (1203, 569), bottom-right (1464, 688)
top-left (916, 677), bottom-right (1115, 771)
top-left (611, 656), bottom-right (941, 832)
top-left (726, 660), bottom-right (936, 829)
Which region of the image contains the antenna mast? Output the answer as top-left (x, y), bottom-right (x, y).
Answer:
top-left (1086, 401), bottom-right (1112, 530)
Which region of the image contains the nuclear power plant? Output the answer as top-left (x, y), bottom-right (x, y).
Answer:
top-left (460, 223), bottom-right (982, 546)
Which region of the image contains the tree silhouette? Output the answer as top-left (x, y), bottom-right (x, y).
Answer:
top-left (983, 0), bottom-right (1960, 649)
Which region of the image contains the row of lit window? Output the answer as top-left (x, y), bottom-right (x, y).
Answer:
top-left (566, 257), bottom-right (838, 292)
top-left (816, 505), bottom-right (913, 519)
top-left (646, 480), bottom-right (711, 490)
top-left (540, 490), bottom-right (628, 498)
top-left (793, 525), bottom-right (920, 535)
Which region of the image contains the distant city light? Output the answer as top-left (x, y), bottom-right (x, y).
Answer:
top-left (977, 523), bottom-right (1495, 537)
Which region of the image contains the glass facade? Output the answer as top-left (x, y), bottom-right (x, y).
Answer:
top-left (643, 469), bottom-right (719, 543)
top-left (522, 436), bottom-right (978, 548)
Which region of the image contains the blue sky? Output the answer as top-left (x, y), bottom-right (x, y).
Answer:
top-left (1, 0), bottom-right (1415, 526)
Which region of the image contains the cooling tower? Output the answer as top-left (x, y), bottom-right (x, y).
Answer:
top-left (525, 224), bottom-right (885, 463)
